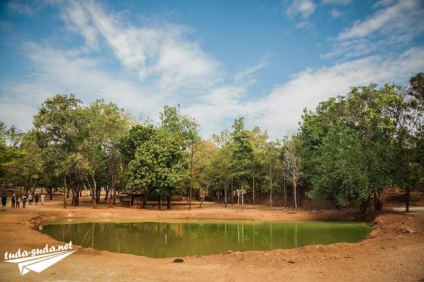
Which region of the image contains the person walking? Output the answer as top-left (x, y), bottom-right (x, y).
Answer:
top-left (11, 194), bottom-right (15, 208)
top-left (28, 193), bottom-right (33, 205)
top-left (16, 196), bottom-right (20, 208)
top-left (41, 194), bottom-right (45, 205)
top-left (22, 195), bottom-right (27, 208)
top-left (1, 193), bottom-right (7, 211)
top-left (35, 194), bottom-right (39, 205)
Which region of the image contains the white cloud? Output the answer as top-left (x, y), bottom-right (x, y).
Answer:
top-left (286, 0), bottom-right (317, 19)
top-left (247, 47), bottom-right (424, 138)
top-left (321, 0), bottom-right (352, 5)
top-left (325, 0), bottom-right (424, 60)
top-left (372, 0), bottom-right (397, 9)
top-left (183, 86), bottom-right (247, 136)
top-left (61, 1), bottom-right (219, 93)
top-left (338, 0), bottom-right (423, 40)
top-left (183, 47), bottom-right (424, 139)
top-left (296, 21), bottom-right (313, 29)
top-left (330, 8), bottom-right (343, 19)
top-left (0, 42), bottom-right (162, 130)
top-left (233, 54), bottom-right (272, 85)
top-left (8, 0), bottom-right (35, 15)
top-left (1, 0), bottom-right (423, 141)
top-left (61, 1), bottom-right (99, 50)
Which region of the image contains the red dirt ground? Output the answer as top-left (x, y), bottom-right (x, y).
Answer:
top-left (0, 198), bottom-right (423, 282)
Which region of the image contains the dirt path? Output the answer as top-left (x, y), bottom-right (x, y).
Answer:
top-left (0, 200), bottom-right (423, 282)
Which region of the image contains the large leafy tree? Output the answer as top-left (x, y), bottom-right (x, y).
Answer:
top-left (299, 79), bottom-right (420, 213)
top-left (159, 106), bottom-right (200, 209)
top-left (126, 125), bottom-right (188, 209)
top-left (33, 94), bottom-right (82, 208)
top-left (392, 73), bottom-right (424, 211)
top-left (79, 100), bottom-right (131, 208)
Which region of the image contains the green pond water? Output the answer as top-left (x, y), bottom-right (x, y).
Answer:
top-left (38, 220), bottom-right (371, 258)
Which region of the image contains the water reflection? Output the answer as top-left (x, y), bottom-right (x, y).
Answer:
top-left (39, 221), bottom-right (371, 258)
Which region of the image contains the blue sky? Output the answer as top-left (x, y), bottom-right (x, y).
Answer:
top-left (0, 0), bottom-right (423, 139)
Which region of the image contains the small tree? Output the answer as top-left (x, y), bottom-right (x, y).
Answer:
top-left (282, 136), bottom-right (301, 208)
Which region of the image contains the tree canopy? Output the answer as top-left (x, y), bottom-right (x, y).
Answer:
top-left (1, 73), bottom-right (422, 213)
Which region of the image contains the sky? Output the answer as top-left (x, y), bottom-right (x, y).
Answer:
top-left (0, 0), bottom-right (423, 139)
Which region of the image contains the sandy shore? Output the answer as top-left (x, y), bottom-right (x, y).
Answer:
top-left (0, 199), bottom-right (423, 281)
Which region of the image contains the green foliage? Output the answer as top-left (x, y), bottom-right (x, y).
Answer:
top-left (127, 126), bottom-right (188, 196)
top-left (300, 76), bottom-right (423, 212)
top-left (230, 117), bottom-right (255, 183)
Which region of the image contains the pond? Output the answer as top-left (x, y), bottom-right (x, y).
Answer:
top-left (38, 220), bottom-right (371, 258)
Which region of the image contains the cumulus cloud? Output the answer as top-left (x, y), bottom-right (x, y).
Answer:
top-left (324, 0), bottom-right (424, 60)
top-left (286, 0), bottom-right (317, 19)
top-left (61, 1), bottom-right (219, 93)
top-left (183, 47), bottom-right (424, 139)
top-left (1, 0), bottom-right (423, 140)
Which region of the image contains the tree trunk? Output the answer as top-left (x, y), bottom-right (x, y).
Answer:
top-left (224, 181), bottom-right (228, 208)
top-left (142, 194), bottom-right (146, 209)
top-left (293, 181), bottom-right (298, 209)
top-left (112, 187), bottom-right (117, 206)
top-left (31, 181), bottom-right (38, 196)
top-left (63, 174), bottom-right (67, 209)
top-left (49, 187), bottom-right (53, 200)
top-left (231, 178), bottom-right (234, 205)
top-left (167, 195), bottom-right (171, 210)
top-left (283, 179), bottom-right (287, 207)
top-left (158, 196), bottom-right (162, 210)
top-left (252, 175), bottom-right (255, 205)
top-left (359, 198), bottom-right (370, 215)
top-left (71, 185), bottom-right (79, 207)
top-left (96, 186), bottom-right (100, 203)
top-left (241, 183), bottom-right (244, 209)
top-left (269, 186), bottom-right (273, 207)
top-left (66, 183), bottom-right (71, 199)
top-left (374, 190), bottom-right (384, 212)
top-left (91, 174), bottom-right (97, 209)
top-left (199, 191), bottom-right (204, 208)
top-left (405, 186), bottom-right (411, 212)
top-left (104, 186), bottom-right (109, 202)
top-left (189, 149), bottom-right (194, 210)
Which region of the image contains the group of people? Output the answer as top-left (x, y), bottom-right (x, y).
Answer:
top-left (1, 193), bottom-right (46, 211)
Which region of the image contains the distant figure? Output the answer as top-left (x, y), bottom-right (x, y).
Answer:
top-left (1, 193), bottom-right (7, 211)
top-left (22, 195), bottom-right (27, 208)
top-left (35, 194), bottom-right (39, 205)
top-left (41, 194), bottom-right (45, 205)
top-left (28, 193), bottom-right (33, 205)
top-left (16, 196), bottom-right (21, 208)
top-left (11, 194), bottom-right (16, 208)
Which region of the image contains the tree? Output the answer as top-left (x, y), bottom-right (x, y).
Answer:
top-left (126, 126), bottom-right (188, 209)
top-left (33, 94), bottom-right (82, 209)
top-left (263, 139), bottom-right (282, 207)
top-left (282, 136), bottom-right (301, 208)
top-left (203, 135), bottom-right (232, 206)
top-left (392, 73), bottom-right (424, 211)
top-left (79, 100), bottom-right (131, 208)
top-left (248, 126), bottom-right (268, 205)
top-left (230, 117), bottom-right (255, 207)
top-left (159, 106), bottom-right (200, 209)
top-left (299, 82), bottom-right (409, 213)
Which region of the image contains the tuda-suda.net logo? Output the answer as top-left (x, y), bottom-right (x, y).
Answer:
top-left (4, 241), bottom-right (76, 275)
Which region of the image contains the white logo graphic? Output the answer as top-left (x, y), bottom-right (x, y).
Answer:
top-left (4, 242), bottom-right (76, 275)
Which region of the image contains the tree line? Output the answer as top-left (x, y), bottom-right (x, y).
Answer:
top-left (0, 73), bottom-right (422, 213)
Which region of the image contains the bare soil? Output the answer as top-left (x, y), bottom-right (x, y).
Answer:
top-left (0, 197), bottom-right (423, 282)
